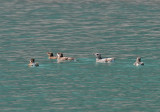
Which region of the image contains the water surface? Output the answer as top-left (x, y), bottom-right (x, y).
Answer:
top-left (0, 0), bottom-right (160, 111)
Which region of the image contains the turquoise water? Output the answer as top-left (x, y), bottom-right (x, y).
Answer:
top-left (0, 0), bottom-right (160, 111)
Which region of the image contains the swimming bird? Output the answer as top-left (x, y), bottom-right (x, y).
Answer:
top-left (57, 53), bottom-right (74, 62)
top-left (47, 52), bottom-right (57, 59)
top-left (94, 53), bottom-right (115, 63)
top-left (133, 57), bottom-right (144, 66)
top-left (28, 58), bottom-right (39, 67)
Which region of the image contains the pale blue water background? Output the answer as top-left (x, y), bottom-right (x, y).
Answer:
top-left (0, 0), bottom-right (160, 111)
